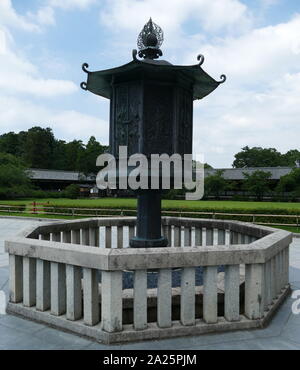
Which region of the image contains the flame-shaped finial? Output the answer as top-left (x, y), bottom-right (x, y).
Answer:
top-left (137, 18), bottom-right (163, 59)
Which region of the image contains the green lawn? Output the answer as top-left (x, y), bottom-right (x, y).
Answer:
top-left (1, 197), bottom-right (299, 233)
top-left (0, 198), bottom-right (300, 212)
top-left (273, 225), bottom-right (300, 233)
top-left (0, 211), bottom-right (79, 220)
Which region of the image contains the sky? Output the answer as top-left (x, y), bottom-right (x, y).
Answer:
top-left (0, 0), bottom-right (300, 168)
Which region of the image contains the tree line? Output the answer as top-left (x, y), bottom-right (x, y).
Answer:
top-left (232, 146), bottom-right (300, 168)
top-left (0, 152), bottom-right (84, 199)
top-left (202, 146), bottom-right (300, 200)
top-left (0, 126), bottom-right (299, 200)
top-left (1, 128), bottom-right (299, 172)
top-left (204, 168), bottom-right (300, 201)
top-left (0, 126), bottom-right (108, 174)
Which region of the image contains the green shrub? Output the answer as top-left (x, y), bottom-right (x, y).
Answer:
top-left (162, 189), bottom-right (182, 199)
top-left (242, 170), bottom-right (272, 201)
top-left (64, 184), bottom-right (80, 199)
top-left (0, 153), bottom-right (34, 199)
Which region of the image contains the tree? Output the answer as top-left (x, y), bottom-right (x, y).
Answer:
top-left (276, 168), bottom-right (300, 195)
top-left (225, 180), bottom-right (238, 193)
top-left (22, 126), bottom-right (55, 168)
top-left (52, 140), bottom-right (67, 170)
top-left (16, 130), bottom-right (29, 159)
top-left (0, 132), bottom-right (20, 156)
top-left (0, 127), bottom-right (109, 174)
top-left (64, 184), bottom-right (80, 199)
top-left (281, 150), bottom-right (300, 167)
top-left (204, 170), bottom-right (226, 198)
top-left (78, 136), bottom-right (105, 174)
top-left (64, 140), bottom-right (85, 171)
top-left (242, 170), bottom-right (272, 201)
top-left (233, 146), bottom-right (282, 168)
top-left (0, 153), bottom-right (32, 199)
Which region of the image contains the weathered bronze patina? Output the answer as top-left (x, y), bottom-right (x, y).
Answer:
top-left (81, 18), bottom-right (225, 248)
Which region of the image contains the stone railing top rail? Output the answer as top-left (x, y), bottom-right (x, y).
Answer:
top-left (5, 227), bottom-right (291, 270)
top-left (18, 216), bottom-right (278, 240)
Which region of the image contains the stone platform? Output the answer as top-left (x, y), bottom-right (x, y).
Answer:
top-left (0, 217), bottom-right (300, 350)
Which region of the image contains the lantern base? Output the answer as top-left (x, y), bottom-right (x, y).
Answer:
top-left (129, 190), bottom-right (167, 248)
top-left (129, 236), bottom-right (168, 248)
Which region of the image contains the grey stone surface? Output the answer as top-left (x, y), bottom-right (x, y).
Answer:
top-left (66, 264), bottom-right (82, 320)
top-left (0, 311), bottom-right (47, 334)
top-left (157, 269), bottom-right (172, 328)
top-left (23, 256), bottom-right (36, 307)
top-left (101, 270), bottom-right (122, 332)
top-left (50, 262), bottom-right (66, 315)
top-left (0, 219), bottom-right (48, 267)
top-left (224, 265), bottom-right (240, 321)
top-left (83, 268), bottom-right (99, 326)
top-left (9, 255), bottom-right (23, 303)
top-left (133, 269), bottom-right (147, 330)
top-left (245, 263), bottom-right (264, 319)
top-left (5, 225), bottom-right (292, 274)
top-left (32, 326), bottom-right (93, 349)
top-left (36, 259), bottom-right (50, 311)
top-left (203, 266), bottom-right (218, 324)
top-left (180, 267), bottom-right (196, 326)
top-left (0, 218), bottom-right (300, 349)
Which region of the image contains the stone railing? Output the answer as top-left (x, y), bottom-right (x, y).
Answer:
top-left (5, 217), bottom-right (291, 344)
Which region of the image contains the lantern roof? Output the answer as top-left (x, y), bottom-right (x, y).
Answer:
top-left (80, 18), bottom-right (226, 100)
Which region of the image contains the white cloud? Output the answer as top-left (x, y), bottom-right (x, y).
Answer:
top-left (0, 27), bottom-right (36, 74)
top-left (259, 0), bottom-right (279, 7)
top-left (49, 0), bottom-right (96, 10)
top-left (0, 26), bottom-right (77, 97)
top-left (0, 2), bottom-right (91, 147)
top-left (98, 0), bottom-right (253, 67)
top-left (0, 0), bottom-right (40, 32)
top-left (26, 0), bottom-right (97, 29)
top-left (1, 0), bottom-right (299, 168)
top-left (0, 72), bottom-right (78, 97)
top-left (99, 0), bottom-right (251, 34)
top-left (0, 96), bottom-right (108, 144)
top-left (192, 67), bottom-right (300, 166)
top-left (34, 6), bottom-right (56, 26)
top-left (51, 110), bottom-right (108, 143)
top-left (0, 0), bottom-right (96, 33)
top-left (0, 27), bottom-right (8, 54)
top-left (0, 3), bottom-right (114, 149)
top-left (187, 14), bottom-right (300, 166)
top-left (191, 14), bottom-right (300, 85)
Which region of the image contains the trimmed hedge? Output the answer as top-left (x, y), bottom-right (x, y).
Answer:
top-left (1, 198), bottom-right (300, 226)
top-left (47, 204), bottom-right (300, 225)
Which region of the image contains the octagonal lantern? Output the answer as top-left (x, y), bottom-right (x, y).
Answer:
top-left (81, 18), bottom-right (226, 248)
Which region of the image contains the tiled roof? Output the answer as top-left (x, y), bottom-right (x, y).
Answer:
top-left (27, 167), bottom-right (293, 182)
top-left (27, 169), bottom-right (95, 182)
top-left (205, 167), bottom-right (292, 180)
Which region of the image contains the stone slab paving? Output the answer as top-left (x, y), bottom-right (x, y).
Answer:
top-left (0, 218), bottom-right (34, 267)
top-left (0, 217), bottom-right (300, 350)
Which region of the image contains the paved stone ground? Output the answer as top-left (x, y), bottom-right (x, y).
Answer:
top-left (0, 217), bottom-right (300, 350)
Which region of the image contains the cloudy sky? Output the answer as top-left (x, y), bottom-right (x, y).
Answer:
top-left (0, 0), bottom-right (299, 168)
